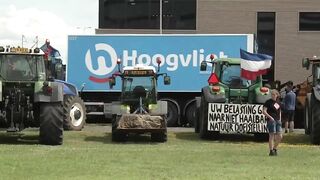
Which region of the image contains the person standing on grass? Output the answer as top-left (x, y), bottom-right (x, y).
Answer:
top-left (263, 89), bottom-right (282, 156)
top-left (283, 81), bottom-right (296, 133)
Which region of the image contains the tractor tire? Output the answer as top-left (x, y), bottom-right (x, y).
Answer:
top-left (304, 98), bottom-right (311, 135)
top-left (151, 115), bottom-right (167, 142)
top-left (166, 101), bottom-right (178, 127)
top-left (39, 102), bottom-right (63, 145)
top-left (151, 131), bottom-right (167, 142)
top-left (111, 115), bottom-right (127, 142)
top-left (310, 94), bottom-right (320, 145)
top-left (63, 95), bottom-right (86, 131)
top-left (199, 94), bottom-right (211, 139)
top-left (112, 131), bottom-right (128, 142)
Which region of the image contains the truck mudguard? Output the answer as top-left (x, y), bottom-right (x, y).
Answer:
top-left (149, 101), bottom-right (168, 115)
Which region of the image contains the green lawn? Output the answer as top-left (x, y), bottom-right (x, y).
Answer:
top-left (0, 125), bottom-right (319, 180)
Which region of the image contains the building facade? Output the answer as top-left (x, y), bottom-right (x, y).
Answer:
top-left (97, 0), bottom-right (320, 85)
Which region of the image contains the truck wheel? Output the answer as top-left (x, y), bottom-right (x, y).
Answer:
top-left (194, 106), bottom-right (200, 133)
top-left (304, 98), bottom-right (311, 135)
top-left (166, 101), bottom-right (178, 127)
top-left (151, 131), bottom-right (167, 142)
top-left (39, 102), bottom-right (63, 145)
top-left (185, 102), bottom-right (196, 127)
top-left (63, 95), bottom-right (86, 131)
top-left (311, 95), bottom-right (320, 144)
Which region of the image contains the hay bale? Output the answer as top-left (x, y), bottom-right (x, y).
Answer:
top-left (118, 114), bottom-right (162, 129)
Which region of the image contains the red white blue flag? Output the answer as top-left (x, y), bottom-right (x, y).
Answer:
top-left (240, 49), bottom-right (273, 80)
top-left (40, 39), bottom-right (61, 58)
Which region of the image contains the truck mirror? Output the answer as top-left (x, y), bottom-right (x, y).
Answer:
top-left (200, 61), bottom-right (207, 71)
top-left (302, 58), bottom-right (310, 70)
top-left (109, 77), bottom-right (116, 88)
top-left (164, 75), bottom-right (171, 85)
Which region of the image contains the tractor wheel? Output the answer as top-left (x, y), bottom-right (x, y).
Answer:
top-left (39, 102), bottom-right (63, 145)
top-left (151, 115), bottom-right (167, 142)
top-left (304, 98), bottom-right (311, 135)
top-left (112, 131), bottom-right (128, 142)
top-left (310, 94), bottom-right (320, 144)
top-left (111, 115), bottom-right (127, 142)
top-left (166, 101), bottom-right (178, 127)
top-left (151, 131), bottom-right (167, 142)
top-left (199, 94), bottom-right (211, 139)
top-left (63, 95), bottom-right (86, 131)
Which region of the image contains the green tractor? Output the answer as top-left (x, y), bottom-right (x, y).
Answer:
top-left (0, 46), bottom-right (86, 145)
top-left (195, 56), bottom-right (271, 140)
top-left (107, 60), bottom-right (171, 142)
top-left (302, 57), bottom-right (320, 144)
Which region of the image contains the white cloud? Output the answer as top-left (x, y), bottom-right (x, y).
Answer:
top-left (0, 2), bottom-right (97, 63)
top-left (0, 5), bottom-right (74, 62)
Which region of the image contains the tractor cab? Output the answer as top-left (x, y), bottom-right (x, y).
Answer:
top-left (121, 65), bottom-right (157, 108)
top-left (0, 47), bottom-right (46, 82)
top-left (109, 62), bottom-right (170, 114)
top-left (201, 57), bottom-right (263, 104)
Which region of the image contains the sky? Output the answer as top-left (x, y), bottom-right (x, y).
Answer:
top-left (0, 0), bottom-right (98, 63)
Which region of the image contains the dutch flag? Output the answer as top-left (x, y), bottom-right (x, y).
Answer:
top-left (240, 49), bottom-right (273, 80)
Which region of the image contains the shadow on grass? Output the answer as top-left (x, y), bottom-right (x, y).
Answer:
top-left (282, 133), bottom-right (311, 145)
top-left (84, 132), bottom-right (167, 145)
top-left (175, 132), bottom-right (262, 144)
top-left (0, 132), bottom-right (39, 145)
top-left (175, 131), bottom-right (312, 145)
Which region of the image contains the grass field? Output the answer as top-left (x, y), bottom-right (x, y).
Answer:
top-left (0, 124), bottom-right (319, 180)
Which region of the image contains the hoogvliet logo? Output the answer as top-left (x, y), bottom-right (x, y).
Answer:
top-left (85, 43), bottom-right (228, 83)
top-left (85, 43), bottom-right (117, 83)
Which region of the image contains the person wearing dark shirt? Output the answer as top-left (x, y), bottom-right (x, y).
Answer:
top-left (263, 89), bottom-right (282, 156)
top-left (283, 81), bottom-right (296, 133)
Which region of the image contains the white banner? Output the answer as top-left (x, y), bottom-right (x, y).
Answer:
top-left (207, 103), bottom-right (268, 133)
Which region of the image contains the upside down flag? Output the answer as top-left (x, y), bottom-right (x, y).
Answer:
top-left (40, 39), bottom-right (61, 58)
top-left (240, 49), bottom-right (273, 80)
